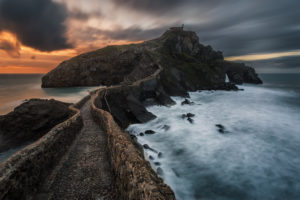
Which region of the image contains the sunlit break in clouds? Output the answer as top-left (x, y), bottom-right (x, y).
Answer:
top-left (0, 0), bottom-right (300, 73)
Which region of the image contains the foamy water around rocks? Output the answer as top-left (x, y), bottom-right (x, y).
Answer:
top-left (127, 84), bottom-right (300, 200)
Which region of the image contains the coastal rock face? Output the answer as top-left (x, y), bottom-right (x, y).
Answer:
top-left (0, 99), bottom-right (74, 152)
top-left (42, 46), bottom-right (159, 87)
top-left (224, 61), bottom-right (263, 84)
top-left (42, 28), bottom-right (262, 90)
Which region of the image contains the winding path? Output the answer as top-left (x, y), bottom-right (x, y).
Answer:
top-left (34, 100), bottom-right (119, 200)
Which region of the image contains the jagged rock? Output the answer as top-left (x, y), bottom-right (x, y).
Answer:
top-left (145, 130), bottom-right (156, 134)
top-left (42, 28), bottom-right (262, 90)
top-left (149, 155), bottom-right (154, 160)
top-left (143, 144), bottom-right (158, 153)
top-left (216, 124), bottom-right (229, 134)
top-left (187, 117), bottom-right (194, 124)
top-left (224, 61), bottom-right (263, 84)
top-left (48, 28), bottom-right (262, 129)
top-left (187, 113), bottom-right (195, 118)
top-left (158, 152), bottom-right (163, 158)
top-left (162, 125), bottom-right (170, 131)
top-left (0, 99), bottom-right (74, 152)
top-left (157, 167), bottom-right (164, 176)
top-left (181, 98), bottom-right (194, 105)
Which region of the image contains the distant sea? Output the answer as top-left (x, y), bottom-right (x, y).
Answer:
top-left (0, 74), bottom-right (97, 115)
top-left (127, 73), bottom-right (300, 200)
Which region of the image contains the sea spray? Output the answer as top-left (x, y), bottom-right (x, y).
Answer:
top-left (127, 84), bottom-right (300, 200)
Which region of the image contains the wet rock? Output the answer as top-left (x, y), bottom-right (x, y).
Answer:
top-left (216, 124), bottom-right (224, 129)
top-left (130, 134), bottom-right (137, 140)
top-left (181, 98), bottom-right (194, 105)
top-left (187, 113), bottom-right (195, 118)
top-left (145, 130), bottom-right (156, 135)
top-left (154, 162), bottom-right (161, 166)
top-left (224, 61), bottom-right (263, 84)
top-left (216, 124), bottom-right (228, 134)
top-left (182, 113), bottom-right (195, 119)
top-left (187, 117), bottom-right (194, 124)
top-left (158, 152), bottom-right (163, 158)
top-left (162, 125), bottom-right (170, 131)
top-left (0, 99), bottom-right (73, 153)
top-left (143, 144), bottom-right (158, 153)
top-left (139, 132), bottom-right (144, 136)
top-left (149, 155), bottom-right (154, 160)
top-left (157, 167), bottom-right (164, 176)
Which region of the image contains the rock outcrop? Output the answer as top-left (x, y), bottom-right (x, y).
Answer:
top-left (42, 28), bottom-right (262, 90)
top-left (224, 61), bottom-right (263, 84)
top-left (0, 99), bottom-right (74, 152)
top-left (42, 28), bottom-right (263, 129)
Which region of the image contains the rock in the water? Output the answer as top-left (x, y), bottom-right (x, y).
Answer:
top-left (154, 162), bottom-right (161, 166)
top-left (0, 99), bottom-right (74, 152)
top-left (187, 113), bottom-right (195, 118)
top-left (216, 124), bottom-right (228, 134)
top-left (145, 130), bottom-right (156, 134)
top-left (162, 125), bottom-right (170, 131)
top-left (181, 98), bottom-right (194, 105)
top-left (139, 132), bottom-right (144, 136)
top-left (182, 113), bottom-right (195, 123)
top-left (149, 155), bottom-right (154, 160)
top-left (187, 117), bottom-right (194, 124)
top-left (130, 134), bottom-right (137, 140)
top-left (157, 167), bottom-right (164, 176)
top-left (143, 144), bottom-right (158, 153)
top-left (224, 61), bottom-right (263, 84)
top-left (158, 152), bottom-right (163, 158)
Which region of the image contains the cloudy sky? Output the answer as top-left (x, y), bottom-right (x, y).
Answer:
top-left (0, 0), bottom-right (299, 73)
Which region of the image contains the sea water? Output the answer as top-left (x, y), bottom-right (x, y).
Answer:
top-left (127, 74), bottom-right (300, 200)
top-left (0, 74), bottom-right (97, 115)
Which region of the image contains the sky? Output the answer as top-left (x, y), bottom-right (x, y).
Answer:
top-left (0, 0), bottom-right (299, 73)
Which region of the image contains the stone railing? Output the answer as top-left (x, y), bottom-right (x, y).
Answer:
top-left (91, 65), bottom-right (176, 200)
top-left (0, 105), bottom-right (83, 200)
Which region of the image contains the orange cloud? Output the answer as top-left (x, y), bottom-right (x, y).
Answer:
top-left (0, 31), bottom-right (21, 58)
top-left (0, 30), bottom-right (143, 74)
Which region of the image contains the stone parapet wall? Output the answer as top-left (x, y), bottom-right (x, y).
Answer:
top-left (91, 66), bottom-right (176, 200)
top-left (0, 105), bottom-right (83, 200)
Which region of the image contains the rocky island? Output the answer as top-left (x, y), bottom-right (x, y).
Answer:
top-left (0, 28), bottom-right (262, 200)
top-left (43, 27), bottom-right (261, 128)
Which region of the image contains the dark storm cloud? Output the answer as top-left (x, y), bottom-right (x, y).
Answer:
top-left (112, 0), bottom-right (183, 13)
top-left (111, 0), bottom-right (300, 57)
top-left (112, 0), bottom-right (221, 14)
top-left (0, 0), bottom-right (71, 51)
top-left (68, 8), bottom-right (102, 21)
top-left (100, 26), bottom-right (168, 41)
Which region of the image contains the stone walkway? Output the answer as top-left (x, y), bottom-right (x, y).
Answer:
top-left (35, 100), bottom-right (119, 200)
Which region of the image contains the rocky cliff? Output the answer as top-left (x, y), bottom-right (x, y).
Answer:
top-left (0, 99), bottom-right (74, 152)
top-left (42, 28), bottom-right (262, 90)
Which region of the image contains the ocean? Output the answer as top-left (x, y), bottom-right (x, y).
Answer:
top-left (0, 74), bottom-right (97, 115)
top-left (127, 74), bottom-right (300, 200)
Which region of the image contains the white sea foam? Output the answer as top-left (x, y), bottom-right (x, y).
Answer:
top-left (127, 85), bottom-right (300, 200)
